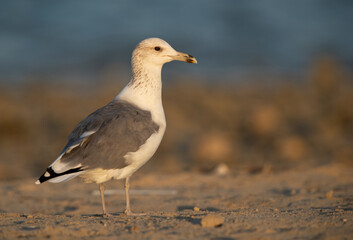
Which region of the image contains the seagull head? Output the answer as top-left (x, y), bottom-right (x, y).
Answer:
top-left (132, 38), bottom-right (197, 67)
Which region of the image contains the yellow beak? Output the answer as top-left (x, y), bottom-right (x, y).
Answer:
top-left (172, 51), bottom-right (198, 64)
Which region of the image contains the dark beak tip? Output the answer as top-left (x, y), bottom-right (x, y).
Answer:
top-left (188, 58), bottom-right (198, 64)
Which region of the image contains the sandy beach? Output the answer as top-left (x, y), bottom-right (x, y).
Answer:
top-left (0, 163), bottom-right (352, 239)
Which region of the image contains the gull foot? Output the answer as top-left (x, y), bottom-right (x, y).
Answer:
top-left (102, 212), bottom-right (112, 218)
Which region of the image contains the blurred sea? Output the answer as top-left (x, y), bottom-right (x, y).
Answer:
top-left (0, 0), bottom-right (353, 82)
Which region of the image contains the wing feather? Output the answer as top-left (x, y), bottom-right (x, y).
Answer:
top-left (36, 100), bottom-right (159, 184)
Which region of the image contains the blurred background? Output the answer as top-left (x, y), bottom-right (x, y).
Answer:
top-left (0, 0), bottom-right (352, 180)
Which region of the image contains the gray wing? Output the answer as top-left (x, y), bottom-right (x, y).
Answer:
top-left (55, 99), bottom-right (160, 171)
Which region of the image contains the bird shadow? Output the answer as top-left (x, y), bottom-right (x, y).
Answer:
top-left (81, 213), bottom-right (123, 218)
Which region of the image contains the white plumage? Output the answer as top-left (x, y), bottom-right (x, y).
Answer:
top-left (36, 38), bottom-right (197, 216)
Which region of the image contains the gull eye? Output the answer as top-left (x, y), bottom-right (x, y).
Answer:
top-left (154, 46), bottom-right (161, 51)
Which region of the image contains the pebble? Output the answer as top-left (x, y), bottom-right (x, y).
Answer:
top-left (265, 229), bottom-right (276, 234)
top-left (194, 207), bottom-right (200, 212)
top-left (201, 214), bottom-right (224, 227)
top-left (213, 163), bottom-right (230, 176)
top-left (127, 225), bottom-right (139, 232)
top-left (325, 190), bottom-right (334, 199)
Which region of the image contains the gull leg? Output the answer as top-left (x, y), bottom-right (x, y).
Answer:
top-left (124, 177), bottom-right (132, 214)
top-left (124, 177), bottom-right (145, 216)
top-left (99, 183), bottom-right (110, 217)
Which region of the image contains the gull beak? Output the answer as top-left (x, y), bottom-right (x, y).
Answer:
top-left (171, 51), bottom-right (198, 64)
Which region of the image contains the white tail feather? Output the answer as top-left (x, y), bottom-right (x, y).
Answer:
top-left (47, 171), bottom-right (83, 183)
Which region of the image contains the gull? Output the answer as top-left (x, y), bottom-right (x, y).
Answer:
top-left (35, 38), bottom-right (197, 216)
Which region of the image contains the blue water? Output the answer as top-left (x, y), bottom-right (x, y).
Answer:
top-left (0, 0), bottom-right (352, 82)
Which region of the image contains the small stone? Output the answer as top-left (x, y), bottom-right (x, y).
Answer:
top-left (265, 229), bottom-right (276, 233)
top-left (127, 225), bottom-right (139, 232)
top-left (290, 189), bottom-right (297, 195)
top-left (194, 207), bottom-right (200, 212)
top-left (273, 208), bottom-right (279, 212)
top-left (26, 215), bottom-right (33, 219)
top-left (201, 214), bottom-right (224, 228)
top-left (325, 190), bottom-right (334, 199)
top-left (213, 163), bottom-right (230, 176)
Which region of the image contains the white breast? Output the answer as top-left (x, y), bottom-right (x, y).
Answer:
top-left (107, 79), bottom-right (167, 180)
top-left (116, 124), bottom-right (166, 179)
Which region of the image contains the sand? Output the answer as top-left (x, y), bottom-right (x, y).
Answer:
top-left (0, 163), bottom-right (352, 239)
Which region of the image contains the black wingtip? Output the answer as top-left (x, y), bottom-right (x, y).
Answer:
top-left (35, 166), bottom-right (83, 184)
